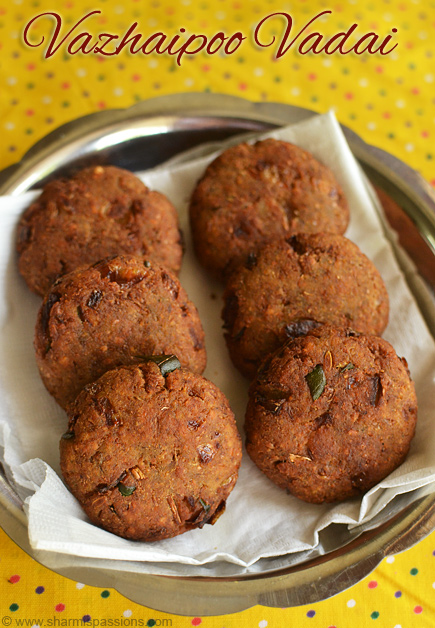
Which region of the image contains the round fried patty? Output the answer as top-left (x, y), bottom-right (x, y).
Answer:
top-left (35, 255), bottom-right (206, 409)
top-left (17, 165), bottom-right (183, 296)
top-left (245, 326), bottom-right (417, 504)
top-left (189, 138), bottom-right (349, 280)
top-left (60, 360), bottom-right (242, 541)
top-left (222, 234), bottom-right (389, 379)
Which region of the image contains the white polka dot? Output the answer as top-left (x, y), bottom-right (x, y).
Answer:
top-left (393, 625), bottom-right (402, 628)
top-left (148, 18), bottom-right (158, 28)
top-left (76, 68), bottom-right (87, 77)
top-left (5, 122), bottom-right (15, 131)
top-left (432, 581), bottom-right (435, 589)
top-left (10, 31), bottom-right (19, 39)
top-left (13, 0), bottom-right (23, 5)
top-left (367, 122), bottom-right (377, 130)
top-left (181, 0), bottom-right (191, 4)
top-left (359, 78), bottom-right (369, 87)
top-left (259, 621), bottom-right (268, 628)
top-left (123, 610), bottom-right (132, 618)
top-left (386, 555), bottom-right (395, 563)
top-left (291, 87), bottom-right (300, 96)
top-left (7, 76), bottom-right (17, 86)
top-left (395, 99), bottom-right (405, 108)
top-left (76, 582), bottom-right (85, 589)
top-left (425, 74), bottom-right (434, 83)
top-left (42, 95), bottom-right (52, 104)
top-left (215, 11), bottom-right (226, 19)
top-left (114, 5), bottom-right (124, 13)
top-left (391, 52), bottom-right (399, 61)
top-left (405, 143), bottom-right (414, 152)
top-left (148, 59), bottom-right (158, 69)
top-left (418, 30), bottom-right (428, 40)
top-left (383, 12), bottom-right (393, 21)
top-left (184, 78), bottom-right (194, 87)
top-left (113, 87), bottom-right (124, 97)
top-left (31, 625), bottom-right (40, 628)
top-left (322, 58), bottom-right (332, 67)
top-left (254, 67), bottom-right (264, 76)
top-left (347, 599), bottom-right (356, 608)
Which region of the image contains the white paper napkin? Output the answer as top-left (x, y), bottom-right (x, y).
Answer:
top-left (1, 111), bottom-right (435, 573)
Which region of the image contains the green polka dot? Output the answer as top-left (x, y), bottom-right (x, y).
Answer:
top-left (410, 568), bottom-right (419, 575)
top-left (379, 89), bottom-right (387, 96)
top-left (97, 75), bottom-right (106, 81)
top-left (342, 68), bottom-right (350, 75)
top-left (426, 154), bottom-right (433, 160)
top-left (101, 590), bottom-right (110, 598)
top-left (25, 128), bottom-right (34, 135)
top-left (61, 101), bottom-right (70, 108)
top-left (26, 83), bottom-right (35, 89)
top-left (274, 76), bottom-right (282, 83)
top-left (371, 611), bottom-right (380, 619)
top-left (408, 63), bottom-right (416, 69)
top-left (311, 96), bottom-right (318, 103)
top-left (388, 132), bottom-right (395, 138)
top-left (147, 621), bottom-right (156, 628)
top-left (10, 604), bottom-right (19, 612)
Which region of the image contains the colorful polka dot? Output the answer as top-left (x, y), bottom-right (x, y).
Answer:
top-left (82, 616), bottom-right (91, 623)
top-left (371, 611), bottom-right (380, 619)
top-left (191, 620), bottom-right (202, 626)
top-left (55, 604), bottom-right (65, 612)
top-left (410, 568), bottom-right (419, 575)
top-left (307, 610), bottom-right (316, 617)
top-left (35, 586), bottom-right (44, 594)
top-left (368, 580), bottom-right (378, 589)
top-left (9, 604), bottom-right (19, 612)
top-left (9, 575), bottom-right (20, 583)
top-left (414, 606), bottom-right (423, 614)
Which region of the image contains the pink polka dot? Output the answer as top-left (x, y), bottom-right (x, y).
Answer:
top-left (201, 65), bottom-right (211, 72)
top-left (308, 73), bottom-right (317, 81)
top-left (27, 63), bottom-right (36, 71)
top-left (25, 110), bottom-right (35, 116)
top-left (411, 87), bottom-right (420, 94)
top-left (345, 92), bottom-right (354, 100)
top-left (382, 112), bottom-right (392, 119)
top-left (414, 606), bottom-right (423, 614)
top-left (422, 131), bottom-right (430, 138)
top-left (132, 74), bottom-right (141, 82)
top-left (238, 82), bottom-right (248, 91)
top-left (368, 580), bottom-right (378, 589)
top-left (55, 604), bottom-right (65, 612)
top-left (61, 82), bottom-right (71, 90)
top-left (9, 575), bottom-right (20, 584)
top-left (375, 66), bottom-right (384, 73)
top-left (191, 619), bottom-right (202, 626)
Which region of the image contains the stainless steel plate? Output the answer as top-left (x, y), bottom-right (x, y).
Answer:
top-left (1, 93), bottom-right (435, 616)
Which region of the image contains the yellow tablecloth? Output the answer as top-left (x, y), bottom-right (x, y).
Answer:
top-left (1, 0), bottom-right (435, 625)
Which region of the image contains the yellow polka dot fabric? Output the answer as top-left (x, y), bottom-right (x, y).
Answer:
top-left (1, 0), bottom-right (435, 625)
